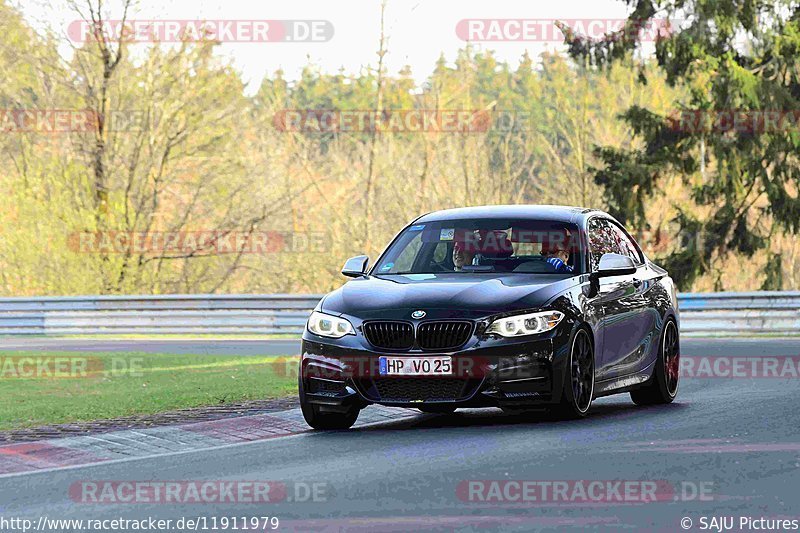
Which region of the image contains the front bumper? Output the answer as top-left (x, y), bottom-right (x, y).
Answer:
top-left (300, 328), bottom-right (571, 410)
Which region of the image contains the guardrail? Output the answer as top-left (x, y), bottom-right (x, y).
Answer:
top-left (678, 291), bottom-right (800, 336)
top-left (0, 291), bottom-right (797, 337)
top-left (0, 294), bottom-right (322, 335)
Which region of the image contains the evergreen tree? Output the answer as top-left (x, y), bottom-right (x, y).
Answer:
top-left (562, 0), bottom-right (800, 290)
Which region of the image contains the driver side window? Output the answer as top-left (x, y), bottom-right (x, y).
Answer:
top-left (588, 218), bottom-right (622, 272)
top-left (608, 223), bottom-right (643, 265)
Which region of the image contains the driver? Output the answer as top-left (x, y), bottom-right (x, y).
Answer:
top-left (453, 239), bottom-right (476, 271)
top-left (453, 230), bottom-right (482, 271)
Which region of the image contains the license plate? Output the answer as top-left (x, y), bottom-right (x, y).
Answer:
top-left (378, 356), bottom-right (453, 376)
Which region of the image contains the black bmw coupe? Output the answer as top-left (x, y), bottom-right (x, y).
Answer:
top-left (299, 205), bottom-right (680, 429)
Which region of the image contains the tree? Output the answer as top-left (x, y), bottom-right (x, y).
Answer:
top-left (563, 0), bottom-right (800, 290)
top-left (0, 0), bottom-right (296, 294)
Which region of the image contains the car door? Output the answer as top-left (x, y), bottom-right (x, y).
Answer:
top-left (587, 217), bottom-right (651, 381)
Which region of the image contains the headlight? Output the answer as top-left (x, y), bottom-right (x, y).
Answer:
top-left (486, 310), bottom-right (565, 337)
top-left (307, 311), bottom-right (355, 338)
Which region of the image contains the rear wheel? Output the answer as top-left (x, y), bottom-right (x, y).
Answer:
top-left (552, 328), bottom-right (594, 419)
top-left (299, 374), bottom-right (360, 430)
top-left (630, 319), bottom-right (679, 405)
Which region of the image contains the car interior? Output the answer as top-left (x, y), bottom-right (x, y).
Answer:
top-left (420, 226), bottom-right (580, 274)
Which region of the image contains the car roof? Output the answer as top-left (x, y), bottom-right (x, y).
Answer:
top-left (414, 205), bottom-right (602, 225)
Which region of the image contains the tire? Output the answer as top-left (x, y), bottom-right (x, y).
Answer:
top-left (418, 405), bottom-right (457, 414)
top-left (630, 319), bottom-right (680, 406)
top-left (298, 374), bottom-right (360, 430)
top-left (552, 328), bottom-right (594, 419)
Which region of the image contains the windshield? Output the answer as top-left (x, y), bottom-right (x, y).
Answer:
top-left (373, 219), bottom-right (583, 275)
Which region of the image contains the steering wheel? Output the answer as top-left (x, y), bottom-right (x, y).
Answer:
top-left (429, 262), bottom-right (451, 273)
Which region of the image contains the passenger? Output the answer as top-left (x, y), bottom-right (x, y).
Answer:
top-left (543, 231), bottom-right (574, 273)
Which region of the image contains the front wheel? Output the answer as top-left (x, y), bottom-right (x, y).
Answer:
top-left (299, 374), bottom-right (360, 430)
top-left (630, 319), bottom-right (679, 405)
top-left (552, 328), bottom-right (594, 419)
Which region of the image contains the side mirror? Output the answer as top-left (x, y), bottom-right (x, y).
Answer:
top-left (342, 255), bottom-right (369, 278)
top-left (593, 253), bottom-right (637, 278)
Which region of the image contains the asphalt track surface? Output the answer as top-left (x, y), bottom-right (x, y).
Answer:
top-left (0, 338), bottom-right (798, 532)
top-left (2, 336), bottom-right (800, 357)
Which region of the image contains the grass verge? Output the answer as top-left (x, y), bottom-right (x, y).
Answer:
top-left (0, 351), bottom-right (298, 430)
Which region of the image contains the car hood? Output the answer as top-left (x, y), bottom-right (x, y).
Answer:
top-left (319, 273), bottom-right (580, 320)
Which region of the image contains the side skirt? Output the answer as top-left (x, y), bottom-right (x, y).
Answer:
top-left (593, 360), bottom-right (656, 398)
